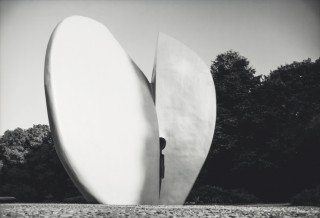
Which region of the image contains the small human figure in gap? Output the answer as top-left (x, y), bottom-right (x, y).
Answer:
top-left (160, 137), bottom-right (166, 179)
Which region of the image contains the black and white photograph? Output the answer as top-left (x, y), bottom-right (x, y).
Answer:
top-left (0, 0), bottom-right (320, 217)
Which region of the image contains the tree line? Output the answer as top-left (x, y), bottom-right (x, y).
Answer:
top-left (0, 51), bottom-right (319, 204)
top-left (192, 51), bottom-right (320, 204)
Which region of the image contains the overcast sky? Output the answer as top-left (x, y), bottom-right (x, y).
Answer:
top-left (0, 0), bottom-right (319, 134)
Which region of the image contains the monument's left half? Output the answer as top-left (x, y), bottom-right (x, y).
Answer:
top-left (44, 16), bottom-right (160, 205)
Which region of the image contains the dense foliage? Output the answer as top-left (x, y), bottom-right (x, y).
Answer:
top-left (290, 186), bottom-right (320, 206)
top-left (0, 125), bottom-right (80, 202)
top-left (193, 51), bottom-right (320, 204)
top-left (0, 51), bottom-right (319, 204)
top-left (187, 186), bottom-right (258, 205)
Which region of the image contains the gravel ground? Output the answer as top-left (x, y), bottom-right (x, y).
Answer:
top-left (0, 204), bottom-right (319, 218)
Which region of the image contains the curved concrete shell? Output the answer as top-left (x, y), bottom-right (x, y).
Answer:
top-left (152, 33), bottom-right (216, 205)
top-left (44, 16), bottom-right (160, 205)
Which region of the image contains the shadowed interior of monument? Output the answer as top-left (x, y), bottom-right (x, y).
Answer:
top-left (159, 137), bottom-right (166, 194)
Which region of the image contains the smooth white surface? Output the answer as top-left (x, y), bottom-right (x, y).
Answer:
top-left (152, 33), bottom-right (216, 205)
top-left (45, 16), bottom-right (160, 205)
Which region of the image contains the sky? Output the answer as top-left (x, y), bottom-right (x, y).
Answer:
top-left (0, 0), bottom-right (319, 134)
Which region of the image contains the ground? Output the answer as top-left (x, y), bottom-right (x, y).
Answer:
top-left (0, 204), bottom-right (319, 217)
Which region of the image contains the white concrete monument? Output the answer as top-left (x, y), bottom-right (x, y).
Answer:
top-left (45, 16), bottom-right (216, 205)
top-left (153, 33), bottom-right (216, 205)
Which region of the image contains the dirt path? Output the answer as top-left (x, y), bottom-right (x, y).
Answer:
top-left (1, 204), bottom-right (319, 217)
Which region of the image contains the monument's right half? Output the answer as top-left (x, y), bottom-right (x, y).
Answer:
top-left (152, 33), bottom-right (217, 205)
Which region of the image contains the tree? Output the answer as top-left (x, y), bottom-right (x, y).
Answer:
top-left (196, 51), bottom-right (262, 189)
top-left (252, 58), bottom-right (320, 199)
top-left (195, 52), bottom-right (320, 203)
top-left (0, 125), bottom-right (80, 202)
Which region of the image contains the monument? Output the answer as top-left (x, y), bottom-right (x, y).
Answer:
top-left (44, 16), bottom-right (216, 205)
